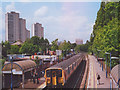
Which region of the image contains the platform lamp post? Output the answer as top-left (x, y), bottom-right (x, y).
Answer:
top-left (10, 56), bottom-right (13, 90)
top-left (105, 52), bottom-right (110, 78)
top-left (104, 52), bottom-right (112, 89)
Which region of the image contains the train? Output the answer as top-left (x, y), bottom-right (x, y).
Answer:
top-left (44, 53), bottom-right (85, 88)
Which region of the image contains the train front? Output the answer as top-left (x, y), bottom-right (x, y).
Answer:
top-left (44, 67), bottom-right (64, 88)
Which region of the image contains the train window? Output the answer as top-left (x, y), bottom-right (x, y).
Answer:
top-left (70, 66), bottom-right (72, 71)
top-left (46, 70), bottom-right (51, 77)
top-left (52, 71), bottom-right (56, 77)
top-left (68, 67), bottom-right (70, 74)
top-left (72, 64), bottom-right (74, 70)
top-left (65, 68), bottom-right (68, 75)
top-left (57, 70), bottom-right (62, 77)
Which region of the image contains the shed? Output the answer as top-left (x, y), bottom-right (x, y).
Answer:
top-left (2, 60), bottom-right (36, 88)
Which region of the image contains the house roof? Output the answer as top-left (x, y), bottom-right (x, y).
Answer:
top-left (11, 40), bottom-right (23, 45)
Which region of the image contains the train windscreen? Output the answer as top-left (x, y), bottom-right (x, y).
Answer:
top-left (46, 70), bottom-right (51, 77)
top-left (57, 70), bottom-right (62, 77)
top-left (46, 69), bottom-right (62, 77)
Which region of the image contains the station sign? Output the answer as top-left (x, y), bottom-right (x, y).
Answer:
top-left (2, 69), bottom-right (22, 75)
top-left (56, 50), bottom-right (62, 56)
top-left (98, 58), bottom-right (105, 61)
top-left (12, 69), bottom-right (22, 74)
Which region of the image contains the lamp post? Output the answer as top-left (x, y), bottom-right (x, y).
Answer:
top-left (106, 53), bottom-right (108, 78)
top-left (100, 59), bottom-right (104, 71)
top-left (10, 56), bottom-right (13, 90)
top-left (104, 52), bottom-right (116, 89)
top-left (105, 52), bottom-right (110, 78)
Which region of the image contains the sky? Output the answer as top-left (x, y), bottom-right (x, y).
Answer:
top-left (1, 1), bottom-right (101, 43)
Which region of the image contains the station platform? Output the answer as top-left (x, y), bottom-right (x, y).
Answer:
top-left (87, 55), bottom-right (111, 88)
top-left (18, 77), bottom-right (45, 89)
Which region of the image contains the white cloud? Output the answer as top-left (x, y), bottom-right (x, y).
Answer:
top-left (33, 12), bottom-right (92, 43)
top-left (34, 6), bottom-right (48, 17)
top-left (18, 0), bottom-right (32, 2)
top-left (1, 0), bottom-right (102, 2)
top-left (5, 2), bottom-right (15, 11)
top-left (5, 2), bottom-right (20, 13)
top-left (34, 4), bottom-right (93, 43)
top-left (3, 0), bottom-right (119, 2)
top-left (0, 7), bottom-right (3, 31)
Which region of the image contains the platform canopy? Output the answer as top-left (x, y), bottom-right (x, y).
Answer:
top-left (2, 60), bottom-right (36, 74)
top-left (111, 64), bottom-right (120, 84)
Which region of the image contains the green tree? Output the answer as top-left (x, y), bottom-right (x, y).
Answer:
top-left (20, 36), bottom-right (50, 54)
top-left (51, 39), bottom-right (58, 51)
top-left (89, 2), bottom-right (119, 67)
top-left (75, 41), bottom-right (89, 53)
top-left (31, 36), bottom-right (41, 45)
top-left (2, 41), bottom-right (11, 57)
top-left (10, 45), bottom-right (19, 54)
top-left (59, 40), bottom-right (71, 53)
top-left (71, 43), bottom-right (77, 49)
top-left (19, 42), bottom-right (39, 54)
top-left (0, 59), bottom-right (6, 66)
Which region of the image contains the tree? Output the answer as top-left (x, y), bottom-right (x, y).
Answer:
top-left (51, 39), bottom-right (58, 51)
top-left (75, 42), bottom-right (89, 53)
top-left (20, 36), bottom-right (50, 54)
top-left (0, 59), bottom-right (6, 66)
top-left (19, 42), bottom-right (39, 54)
top-left (31, 36), bottom-right (41, 45)
top-left (2, 41), bottom-right (11, 57)
top-left (89, 2), bottom-right (119, 67)
top-left (71, 43), bottom-right (77, 49)
top-left (59, 40), bottom-right (71, 53)
top-left (10, 45), bottom-right (19, 54)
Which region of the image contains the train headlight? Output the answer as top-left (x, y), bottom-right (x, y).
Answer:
top-left (47, 78), bottom-right (51, 83)
top-left (58, 78), bottom-right (63, 83)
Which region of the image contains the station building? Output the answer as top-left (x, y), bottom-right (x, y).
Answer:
top-left (2, 59), bottom-right (36, 89)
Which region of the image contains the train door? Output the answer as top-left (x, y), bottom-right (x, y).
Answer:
top-left (52, 70), bottom-right (57, 86)
top-left (51, 69), bottom-right (62, 86)
top-left (46, 69), bottom-right (62, 87)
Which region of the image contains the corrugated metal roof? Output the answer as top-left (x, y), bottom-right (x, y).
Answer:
top-left (111, 64), bottom-right (120, 83)
top-left (2, 60), bottom-right (36, 72)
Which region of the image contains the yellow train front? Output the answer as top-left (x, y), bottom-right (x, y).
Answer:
top-left (44, 67), bottom-right (65, 88)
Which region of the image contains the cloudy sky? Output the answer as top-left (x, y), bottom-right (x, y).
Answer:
top-left (1, 1), bottom-right (101, 43)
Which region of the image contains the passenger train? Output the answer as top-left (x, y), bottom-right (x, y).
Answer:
top-left (44, 53), bottom-right (85, 88)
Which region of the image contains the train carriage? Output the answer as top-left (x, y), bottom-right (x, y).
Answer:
top-left (44, 53), bottom-right (85, 88)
